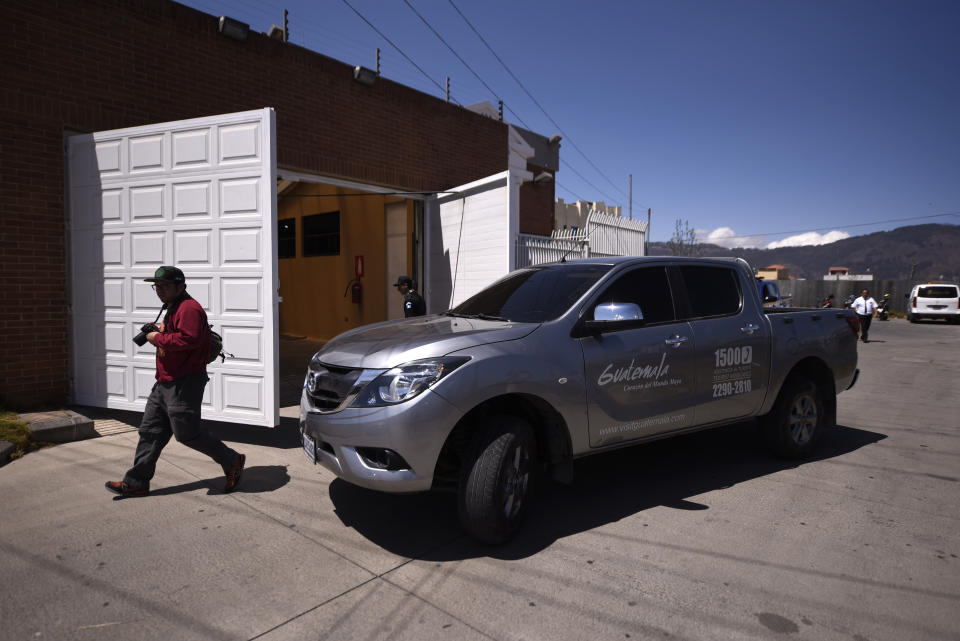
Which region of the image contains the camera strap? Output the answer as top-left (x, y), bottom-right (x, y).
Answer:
top-left (152, 304), bottom-right (167, 327)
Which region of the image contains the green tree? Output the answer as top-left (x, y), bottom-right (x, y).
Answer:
top-left (667, 219), bottom-right (700, 256)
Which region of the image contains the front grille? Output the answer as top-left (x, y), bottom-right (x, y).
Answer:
top-left (306, 363), bottom-right (363, 411)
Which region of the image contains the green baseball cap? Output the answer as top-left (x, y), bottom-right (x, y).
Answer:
top-left (144, 266), bottom-right (185, 283)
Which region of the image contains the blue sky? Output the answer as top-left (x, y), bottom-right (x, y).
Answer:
top-left (182, 0), bottom-right (960, 245)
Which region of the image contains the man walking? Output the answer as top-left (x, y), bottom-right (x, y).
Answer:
top-left (394, 275), bottom-right (426, 317)
top-left (852, 288), bottom-right (878, 343)
top-left (106, 266), bottom-right (245, 496)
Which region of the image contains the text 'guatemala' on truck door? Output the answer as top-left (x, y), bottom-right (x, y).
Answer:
top-left (579, 265), bottom-right (697, 447)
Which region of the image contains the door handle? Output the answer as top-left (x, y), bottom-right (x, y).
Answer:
top-left (665, 335), bottom-right (688, 348)
top-left (740, 323), bottom-right (760, 334)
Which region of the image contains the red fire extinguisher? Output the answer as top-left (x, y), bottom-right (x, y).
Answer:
top-left (344, 278), bottom-right (362, 304)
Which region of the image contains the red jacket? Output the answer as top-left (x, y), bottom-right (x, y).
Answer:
top-left (153, 294), bottom-right (210, 382)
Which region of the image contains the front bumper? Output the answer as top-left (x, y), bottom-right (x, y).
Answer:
top-left (299, 388), bottom-right (463, 493)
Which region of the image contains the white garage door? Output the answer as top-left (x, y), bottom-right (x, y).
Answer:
top-left (67, 108), bottom-right (279, 427)
top-left (424, 170), bottom-right (519, 312)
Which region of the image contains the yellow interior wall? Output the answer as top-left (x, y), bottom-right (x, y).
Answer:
top-left (277, 182), bottom-right (407, 341)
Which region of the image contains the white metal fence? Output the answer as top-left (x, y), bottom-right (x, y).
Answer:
top-left (515, 210), bottom-right (647, 268)
top-left (586, 211), bottom-right (647, 257)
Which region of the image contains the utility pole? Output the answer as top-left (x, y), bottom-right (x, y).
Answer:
top-left (283, 9), bottom-right (288, 42)
top-left (446, 77), bottom-right (450, 102)
top-left (646, 208), bottom-right (651, 256)
top-left (376, 48), bottom-right (381, 75)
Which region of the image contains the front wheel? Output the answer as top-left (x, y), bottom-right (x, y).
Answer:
top-left (760, 378), bottom-right (825, 459)
top-left (458, 416), bottom-right (537, 544)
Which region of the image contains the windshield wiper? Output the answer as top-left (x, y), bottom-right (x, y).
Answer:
top-left (445, 311), bottom-right (510, 322)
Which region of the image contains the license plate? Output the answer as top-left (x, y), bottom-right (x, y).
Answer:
top-left (302, 431), bottom-right (317, 464)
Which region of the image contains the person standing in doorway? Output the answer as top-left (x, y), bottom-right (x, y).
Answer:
top-left (852, 288), bottom-right (878, 343)
top-left (106, 266), bottom-right (245, 497)
top-left (394, 275), bottom-right (426, 317)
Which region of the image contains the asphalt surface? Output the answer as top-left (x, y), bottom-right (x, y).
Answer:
top-left (0, 318), bottom-right (957, 640)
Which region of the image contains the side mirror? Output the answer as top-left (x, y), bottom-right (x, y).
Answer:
top-left (582, 302), bottom-right (646, 334)
top-left (593, 302), bottom-right (643, 322)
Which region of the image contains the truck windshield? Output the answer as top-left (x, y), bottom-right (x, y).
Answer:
top-left (449, 264), bottom-right (612, 323)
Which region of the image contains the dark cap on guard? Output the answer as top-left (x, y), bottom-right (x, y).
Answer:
top-left (394, 275), bottom-right (413, 288)
top-left (144, 266), bottom-right (185, 283)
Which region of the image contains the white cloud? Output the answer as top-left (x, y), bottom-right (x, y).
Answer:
top-left (765, 230), bottom-right (850, 249)
top-left (695, 227), bottom-right (764, 248)
top-left (693, 227), bottom-right (851, 249)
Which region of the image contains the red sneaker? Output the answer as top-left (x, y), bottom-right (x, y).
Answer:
top-left (104, 480), bottom-right (148, 497)
top-left (224, 454), bottom-right (246, 493)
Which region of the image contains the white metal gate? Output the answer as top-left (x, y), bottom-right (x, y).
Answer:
top-left (424, 171), bottom-right (518, 312)
top-left (67, 108), bottom-right (279, 427)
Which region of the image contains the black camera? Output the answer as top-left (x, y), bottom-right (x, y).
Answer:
top-left (132, 323), bottom-right (157, 347)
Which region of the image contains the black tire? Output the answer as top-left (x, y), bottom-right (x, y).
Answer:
top-left (458, 415), bottom-right (537, 544)
top-left (760, 378), bottom-right (825, 459)
top-left (907, 314), bottom-right (916, 323)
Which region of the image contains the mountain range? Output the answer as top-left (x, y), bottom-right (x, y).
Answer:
top-left (648, 223), bottom-right (960, 281)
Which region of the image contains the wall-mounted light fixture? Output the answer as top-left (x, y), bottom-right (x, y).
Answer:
top-left (534, 171), bottom-right (554, 184)
top-left (353, 65), bottom-right (378, 87)
top-left (549, 134), bottom-right (562, 145)
top-left (218, 16), bottom-right (249, 42)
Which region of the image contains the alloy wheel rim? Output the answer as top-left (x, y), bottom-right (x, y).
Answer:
top-left (788, 393), bottom-right (818, 445)
top-left (502, 443), bottom-right (529, 519)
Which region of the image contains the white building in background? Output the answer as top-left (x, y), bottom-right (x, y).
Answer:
top-left (824, 266), bottom-right (873, 281)
top-left (555, 198), bottom-right (622, 231)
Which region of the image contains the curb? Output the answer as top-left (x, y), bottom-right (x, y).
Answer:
top-left (0, 440), bottom-right (12, 467)
top-left (18, 410), bottom-right (97, 444)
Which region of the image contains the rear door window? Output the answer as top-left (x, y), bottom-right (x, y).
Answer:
top-left (677, 266), bottom-right (742, 319)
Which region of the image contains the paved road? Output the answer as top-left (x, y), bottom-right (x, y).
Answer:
top-left (1, 318), bottom-right (957, 640)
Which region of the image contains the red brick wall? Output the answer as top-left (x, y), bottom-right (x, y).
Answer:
top-left (0, 0), bottom-right (509, 407)
top-left (519, 162), bottom-right (557, 235)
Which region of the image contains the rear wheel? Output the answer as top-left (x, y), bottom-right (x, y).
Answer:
top-left (458, 415), bottom-right (537, 544)
top-left (761, 378), bottom-right (825, 459)
top-left (907, 313), bottom-right (916, 323)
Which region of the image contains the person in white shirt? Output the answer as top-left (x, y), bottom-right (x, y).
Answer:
top-left (852, 288), bottom-right (879, 343)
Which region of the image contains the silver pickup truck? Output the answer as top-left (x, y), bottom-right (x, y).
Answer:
top-left (299, 257), bottom-right (859, 543)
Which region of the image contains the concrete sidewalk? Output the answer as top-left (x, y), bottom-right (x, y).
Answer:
top-left (1, 335), bottom-right (324, 466)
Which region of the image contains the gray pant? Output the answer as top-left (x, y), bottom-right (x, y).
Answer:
top-left (124, 373), bottom-right (238, 490)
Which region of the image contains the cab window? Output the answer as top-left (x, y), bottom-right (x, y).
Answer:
top-left (594, 266), bottom-right (676, 324)
top-left (678, 266), bottom-right (742, 318)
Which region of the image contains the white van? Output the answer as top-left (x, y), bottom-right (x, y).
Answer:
top-left (907, 283), bottom-right (960, 323)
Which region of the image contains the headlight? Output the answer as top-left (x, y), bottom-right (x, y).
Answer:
top-left (351, 357), bottom-right (470, 407)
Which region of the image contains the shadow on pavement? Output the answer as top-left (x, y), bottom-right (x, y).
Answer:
top-left (206, 416), bottom-right (302, 449)
top-left (329, 421), bottom-right (887, 561)
top-left (114, 464), bottom-right (291, 499)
